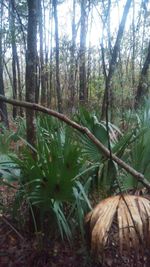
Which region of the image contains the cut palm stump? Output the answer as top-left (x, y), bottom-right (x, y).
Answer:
top-left (85, 195), bottom-right (150, 267)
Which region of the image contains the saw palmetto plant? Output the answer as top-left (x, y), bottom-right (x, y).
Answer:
top-left (85, 194), bottom-right (150, 266)
top-left (4, 116), bottom-right (92, 241)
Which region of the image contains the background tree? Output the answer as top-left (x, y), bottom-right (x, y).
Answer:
top-left (53, 0), bottom-right (62, 113)
top-left (0, 0), bottom-right (149, 118)
top-left (0, 0), bottom-right (8, 127)
top-left (101, 0), bottom-right (132, 119)
top-left (26, 0), bottom-right (38, 146)
top-left (38, 0), bottom-right (47, 106)
top-left (134, 41), bottom-right (150, 109)
top-left (9, 0), bottom-right (18, 118)
top-left (79, 0), bottom-right (87, 102)
top-left (68, 0), bottom-right (77, 109)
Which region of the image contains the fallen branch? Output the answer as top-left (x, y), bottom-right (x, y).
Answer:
top-left (0, 94), bottom-right (150, 190)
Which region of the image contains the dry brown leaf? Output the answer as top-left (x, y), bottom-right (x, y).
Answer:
top-left (85, 194), bottom-right (150, 259)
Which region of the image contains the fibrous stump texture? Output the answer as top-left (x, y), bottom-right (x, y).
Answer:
top-left (85, 195), bottom-right (150, 267)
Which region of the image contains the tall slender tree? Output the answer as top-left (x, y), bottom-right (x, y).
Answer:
top-left (48, 0), bottom-right (53, 108)
top-left (134, 42), bottom-right (150, 108)
top-left (79, 0), bottom-right (87, 102)
top-left (69, 0), bottom-right (76, 108)
top-left (0, 0), bottom-right (8, 127)
top-left (26, 0), bottom-right (38, 146)
top-left (9, 0), bottom-right (18, 118)
top-left (26, 0), bottom-right (39, 232)
top-left (38, 0), bottom-right (46, 106)
top-left (101, 0), bottom-right (132, 119)
top-left (53, 0), bottom-right (62, 113)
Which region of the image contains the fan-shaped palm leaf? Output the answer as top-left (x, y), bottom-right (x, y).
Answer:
top-left (85, 195), bottom-right (150, 259)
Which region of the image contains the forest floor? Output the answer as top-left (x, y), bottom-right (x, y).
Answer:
top-left (1, 183), bottom-right (149, 267)
top-left (0, 220), bottom-right (86, 267)
top-left (0, 185), bottom-right (99, 267)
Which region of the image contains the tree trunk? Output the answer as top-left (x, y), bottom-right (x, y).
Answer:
top-left (68, 0), bottom-right (76, 109)
top-left (16, 51), bottom-right (23, 116)
top-left (53, 0), bottom-right (62, 113)
top-left (79, 0), bottom-right (87, 102)
top-left (26, 0), bottom-right (39, 232)
top-left (134, 42), bottom-right (150, 109)
top-left (101, 0), bottom-right (132, 119)
top-left (87, 3), bottom-right (92, 100)
top-left (9, 0), bottom-right (18, 119)
top-left (48, 10), bottom-right (53, 107)
top-left (132, 0), bottom-right (135, 89)
top-left (0, 1), bottom-right (8, 127)
top-left (9, 0), bottom-right (23, 117)
top-left (26, 0), bottom-right (37, 146)
top-left (38, 0), bottom-right (46, 106)
top-left (47, 1), bottom-right (53, 108)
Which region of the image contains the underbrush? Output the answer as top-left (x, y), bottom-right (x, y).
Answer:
top-left (1, 102), bottom-right (150, 266)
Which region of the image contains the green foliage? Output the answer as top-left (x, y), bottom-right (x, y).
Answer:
top-left (5, 116), bottom-right (92, 241)
top-left (2, 102), bottom-right (150, 241)
top-left (0, 124), bottom-right (19, 185)
top-left (0, 124), bottom-right (14, 154)
top-left (124, 102), bottom-right (150, 188)
top-left (116, 100), bottom-right (150, 190)
top-left (75, 108), bottom-right (122, 194)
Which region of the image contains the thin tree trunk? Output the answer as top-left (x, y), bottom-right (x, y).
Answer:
top-left (132, 0), bottom-right (135, 89)
top-left (0, 1), bottom-right (8, 127)
top-left (38, 0), bottom-right (46, 106)
top-left (26, 0), bottom-right (39, 232)
top-left (16, 51), bottom-right (23, 116)
top-left (53, 0), bottom-right (62, 113)
top-left (79, 0), bottom-right (87, 102)
top-left (134, 42), bottom-right (150, 109)
top-left (101, 0), bottom-right (132, 119)
top-left (68, 0), bottom-right (76, 109)
top-left (10, 0), bottom-right (23, 117)
top-left (87, 4), bottom-right (92, 100)
top-left (35, 53), bottom-right (40, 104)
top-left (47, 1), bottom-right (53, 108)
top-left (4, 59), bottom-right (13, 89)
top-left (43, 0), bottom-right (49, 106)
top-left (48, 14), bottom-right (53, 107)
top-left (9, 0), bottom-right (18, 119)
top-left (26, 0), bottom-right (37, 146)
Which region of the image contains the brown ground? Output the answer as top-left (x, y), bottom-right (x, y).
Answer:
top-left (0, 185), bottom-right (98, 267)
top-left (0, 216), bottom-right (93, 267)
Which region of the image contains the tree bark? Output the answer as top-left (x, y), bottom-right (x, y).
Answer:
top-left (87, 3), bottom-right (92, 100)
top-left (68, 0), bottom-right (76, 109)
top-left (0, 1), bottom-right (9, 128)
top-left (53, 0), bottom-right (62, 113)
top-left (48, 4), bottom-right (53, 108)
top-left (38, 0), bottom-right (46, 106)
top-left (9, 0), bottom-right (18, 119)
top-left (9, 0), bottom-right (23, 117)
top-left (26, 0), bottom-right (39, 232)
top-left (16, 51), bottom-right (23, 116)
top-left (26, 0), bottom-right (38, 147)
top-left (79, 0), bottom-right (87, 102)
top-left (101, 0), bottom-right (132, 119)
top-left (134, 42), bottom-right (150, 109)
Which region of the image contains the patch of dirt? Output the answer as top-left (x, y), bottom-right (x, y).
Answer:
top-left (0, 215), bottom-right (96, 267)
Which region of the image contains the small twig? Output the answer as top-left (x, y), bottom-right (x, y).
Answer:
top-left (0, 95), bottom-right (150, 191)
top-left (1, 215), bottom-right (24, 241)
